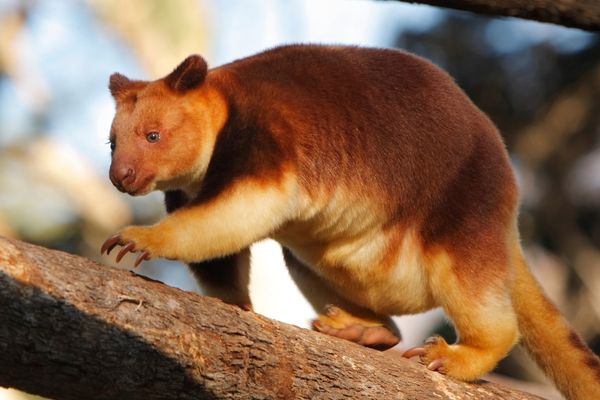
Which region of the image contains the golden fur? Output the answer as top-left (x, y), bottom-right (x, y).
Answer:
top-left (103, 45), bottom-right (600, 399)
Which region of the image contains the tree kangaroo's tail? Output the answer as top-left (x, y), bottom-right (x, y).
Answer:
top-left (511, 249), bottom-right (600, 400)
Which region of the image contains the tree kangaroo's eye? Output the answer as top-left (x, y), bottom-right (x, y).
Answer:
top-left (146, 131), bottom-right (160, 143)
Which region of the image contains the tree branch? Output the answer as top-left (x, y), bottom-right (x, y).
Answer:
top-left (393, 0), bottom-right (600, 31)
top-left (0, 236), bottom-right (542, 399)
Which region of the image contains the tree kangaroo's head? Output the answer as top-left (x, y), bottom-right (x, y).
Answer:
top-left (107, 55), bottom-right (227, 196)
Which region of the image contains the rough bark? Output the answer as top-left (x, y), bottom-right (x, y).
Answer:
top-left (0, 236), bottom-right (543, 400)
top-left (393, 0), bottom-right (600, 31)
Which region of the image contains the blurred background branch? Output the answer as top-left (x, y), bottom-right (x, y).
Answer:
top-left (393, 0), bottom-right (600, 30)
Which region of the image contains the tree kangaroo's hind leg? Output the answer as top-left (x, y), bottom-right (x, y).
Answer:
top-left (283, 248), bottom-right (401, 350)
top-left (404, 238), bottom-right (519, 380)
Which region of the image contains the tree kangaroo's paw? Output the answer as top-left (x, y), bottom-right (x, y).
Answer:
top-left (312, 305), bottom-right (400, 351)
top-left (403, 336), bottom-right (450, 374)
top-left (101, 226), bottom-right (155, 267)
top-left (403, 335), bottom-right (501, 381)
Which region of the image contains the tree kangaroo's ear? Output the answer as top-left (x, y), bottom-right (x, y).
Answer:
top-left (109, 73), bottom-right (134, 100)
top-left (164, 55), bottom-right (208, 93)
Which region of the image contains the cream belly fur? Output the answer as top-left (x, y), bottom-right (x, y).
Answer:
top-left (275, 188), bottom-right (435, 316)
top-left (247, 238), bottom-right (444, 346)
top-left (277, 230), bottom-right (436, 316)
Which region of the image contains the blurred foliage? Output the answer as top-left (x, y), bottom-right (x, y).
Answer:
top-left (87, 0), bottom-right (210, 75)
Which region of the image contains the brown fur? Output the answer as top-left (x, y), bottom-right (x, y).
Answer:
top-left (103, 44), bottom-right (600, 399)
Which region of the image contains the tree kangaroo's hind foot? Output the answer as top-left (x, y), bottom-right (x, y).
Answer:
top-left (313, 305), bottom-right (400, 351)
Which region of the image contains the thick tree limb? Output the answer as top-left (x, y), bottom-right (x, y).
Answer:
top-left (0, 236), bottom-right (542, 399)
top-left (393, 0), bottom-right (600, 31)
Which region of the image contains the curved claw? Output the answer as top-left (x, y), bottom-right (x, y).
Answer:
top-left (312, 320), bottom-right (324, 331)
top-left (425, 335), bottom-right (442, 345)
top-left (427, 359), bottom-right (446, 372)
top-left (116, 242), bottom-right (136, 262)
top-left (402, 347), bottom-right (427, 359)
top-left (101, 234), bottom-right (122, 255)
top-left (134, 251), bottom-right (150, 267)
